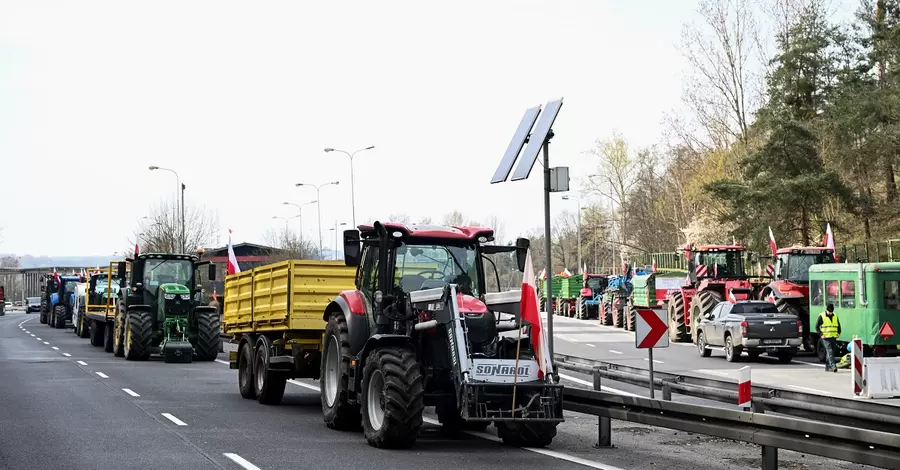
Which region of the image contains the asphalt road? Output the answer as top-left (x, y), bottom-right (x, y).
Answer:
top-left (0, 310), bottom-right (885, 470)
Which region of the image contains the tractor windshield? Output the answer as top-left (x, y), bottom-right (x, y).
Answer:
top-left (696, 251), bottom-right (744, 277)
top-left (64, 280), bottom-right (78, 293)
top-left (144, 259), bottom-right (193, 298)
top-left (394, 242), bottom-right (480, 297)
top-left (779, 252), bottom-right (834, 283)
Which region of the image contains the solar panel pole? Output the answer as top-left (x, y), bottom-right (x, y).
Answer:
top-left (542, 134), bottom-right (555, 360)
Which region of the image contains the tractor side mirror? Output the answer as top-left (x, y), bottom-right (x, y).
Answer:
top-left (515, 237), bottom-right (530, 272)
top-left (343, 229), bottom-right (362, 267)
top-left (208, 264), bottom-right (217, 281)
top-left (117, 262), bottom-right (126, 285)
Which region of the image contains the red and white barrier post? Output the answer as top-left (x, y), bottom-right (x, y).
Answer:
top-left (738, 366), bottom-right (751, 409)
top-left (852, 336), bottom-right (864, 396)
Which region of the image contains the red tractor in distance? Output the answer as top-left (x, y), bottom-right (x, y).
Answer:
top-left (667, 244), bottom-right (755, 343)
top-left (757, 246), bottom-right (835, 353)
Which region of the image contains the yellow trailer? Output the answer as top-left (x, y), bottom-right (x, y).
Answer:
top-left (225, 260), bottom-right (356, 404)
top-left (82, 261), bottom-right (124, 352)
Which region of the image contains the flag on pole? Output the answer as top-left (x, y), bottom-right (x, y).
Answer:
top-left (520, 249), bottom-right (551, 379)
top-left (768, 226), bottom-right (778, 257)
top-left (824, 223), bottom-right (839, 261)
top-left (652, 257), bottom-right (658, 273)
top-left (134, 241), bottom-right (140, 257)
top-left (53, 267), bottom-right (59, 283)
top-left (227, 228), bottom-right (241, 275)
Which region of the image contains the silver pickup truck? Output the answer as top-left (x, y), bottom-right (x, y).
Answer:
top-left (694, 300), bottom-right (802, 363)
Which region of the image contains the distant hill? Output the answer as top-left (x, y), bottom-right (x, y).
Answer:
top-left (3, 254), bottom-right (117, 269)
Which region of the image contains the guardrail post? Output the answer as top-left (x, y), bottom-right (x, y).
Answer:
top-left (761, 444), bottom-right (777, 470)
top-left (661, 381), bottom-right (672, 401)
top-left (593, 368), bottom-right (613, 448)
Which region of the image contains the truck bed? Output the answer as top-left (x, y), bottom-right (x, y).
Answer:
top-left (223, 260), bottom-right (357, 334)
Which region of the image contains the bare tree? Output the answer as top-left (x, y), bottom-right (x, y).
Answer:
top-left (261, 228), bottom-right (317, 262)
top-left (442, 211), bottom-right (466, 226)
top-left (485, 215), bottom-right (505, 244)
top-left (128, 199), bottom-right (220, 255)
top-left (388, 213), bottom-right (411, 224)
top-left (584, 132), bottom-right (637, 252)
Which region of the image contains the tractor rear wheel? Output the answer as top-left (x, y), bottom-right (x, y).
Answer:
top-left (778, 301), bottom-right (812, 353)
top-left (124, 310), bottom-right (152, 361)
top-left (600, 297), bottom-right (612, 326)
top-left (238, 340), bottom-right (256, 399)
top-left (360, 347), bottom-right (425, 449)
top-left (89, 320), bottom-right (105, 347)
top-left (497, 421), bottom-right (558, 448)
top-left (53, 304), bottom-right (67, 329)
top-left (40, 300), bottom-right (48, 324)
top-left (254, 337), bottom-right (287, 405)
top-left (321, 312), bottom-right (361, 430)
top-left (194, 313), bottom-right (220, 361)
top-left (112, 316), bottom-right (124, 357)
top-left (626, 300), bottom-right (637, 331)
top-left (668, 292), bottom-right (688, 343)
top-left (612, 298), bottom-right (623, 328)
top-left (576, 297), bottom-right (586, 320)
top-left (690, 290), bottom-right (722, 342)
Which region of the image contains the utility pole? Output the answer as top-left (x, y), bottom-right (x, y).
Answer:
top-left (562, 195), bottom-right (581, 273)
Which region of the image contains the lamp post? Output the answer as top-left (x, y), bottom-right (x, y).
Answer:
top-left (272, 215), bottom-right (296, 233)
top-left (282, 200), bottom-right (317, 241)
top-left (295, 181), bottom-right (340, 259)
top-left (562, 195), bottom-right (582, 274)
top-left (324, 146), bottom-right (375, 229)
top-left (329, 222), bottom-right (348, 260)
top-left (149, 165), bottom-right (185, 254)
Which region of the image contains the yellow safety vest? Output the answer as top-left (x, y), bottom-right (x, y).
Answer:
top-left (820, 312), bottom-right (840, 339)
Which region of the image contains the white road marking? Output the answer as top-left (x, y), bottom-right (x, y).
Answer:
top-left (62, 353), bottom-right (71, 357)
top-left (288, 379), bottom-right (321, 392)
top-left (782, 385), bottom-right (832, 395)
top-left (36, 338), bottom-right (41, 340)
top-left (43, 341), bottom-right (49, 345)
top-left (793, 360), bottom-right (826, 368)
top-left (586, 344), bottom-right (596, 348)
top-left (214, 359), bottom-right (230, 365)
top-left (161, 413), bottom-right (187, 426)
top-left (700, 369), bottom-right (733, 379)
top-left (223, 453), bottom-right (262, 470)
top-left (29, 334), bottom-right (34, 337)
top-left (122, 388), bottom-right (140, 397)
top-left (77, 361), bottom-right (88, 366)
top-left (558, 373), bottom-right (643, 398)
top-left (643, 358), bottom-right (663, 364)
top-left (608, 350), bottom-right (623, 355)
top-left (51, 347), bottom-right (58, 350)
top-left (96, 372), bottom-right (109, 379)
top-left (556, 334), bottom-right (576, 342)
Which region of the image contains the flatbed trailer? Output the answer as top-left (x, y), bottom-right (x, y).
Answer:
top-left (84, 262), bottom-right (122, 353)
top-left (225, 260), bottom-right (357, 404)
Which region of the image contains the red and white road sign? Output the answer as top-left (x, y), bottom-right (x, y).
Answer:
top-left (635, 308), bottom-right (669, 349)
top-left (879, 321), bottom-right (895, 341)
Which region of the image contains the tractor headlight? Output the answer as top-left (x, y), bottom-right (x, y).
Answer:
top-left (164, 294), bottom-right (176, 300)
top-left (180, 294), bottom-right (191, 300)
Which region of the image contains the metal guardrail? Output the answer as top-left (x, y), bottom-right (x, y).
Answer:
top-left (555, 354), bottom-right (900, 435)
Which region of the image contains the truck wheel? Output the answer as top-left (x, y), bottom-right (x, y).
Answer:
top-left (124, 310), bottom-right (152, 361)
top-left (724, 335), bottom-right (741, 362)
top-left (193, 313), bottom-right (220, 361)
top-left (254, 337), bottom-right (287, 405)
top-left (668, 292), bottom-right (687, 342)
top-left (361, 347), bottom-right (425, 449)
top-left (104, 322), bottom-right (114, 353)
top-left (238, 341), bottom-right (256, 399)
top-left (497, 421), bottom-right (558, 448)
top-left (89, 320), bottom-right (105, 347)
top-left (321, 312), bottom-right (361, 431)
top-left (53, 304), bottom-right (67, 329)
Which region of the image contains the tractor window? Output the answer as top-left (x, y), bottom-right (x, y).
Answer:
top-left (143, 259), bottom-right (193, 298)
top-left (784, 253), bottom-right (834, 282)
top-left (64, 280), bottom-right (78, 293)
top-left (696, 251), bottom-right (744, 277)
top-left (394, 243), bottom-right (479, 297)
top-left (810, 280), bottom-right (823, 306)
top-left (361, 244), bottom-right (380, 294)
top-left (885, 281), bottom-right (900, 310)
top-left (825, 280), bottom-right (838, 306)
top-left (840, 281), bottom-right (855, 308)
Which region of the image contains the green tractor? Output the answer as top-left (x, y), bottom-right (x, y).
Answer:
top-left (111, 253), bottom-right (220, 363)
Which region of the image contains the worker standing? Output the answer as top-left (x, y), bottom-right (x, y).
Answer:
top-left (816, 303), bottom-right (842, 372)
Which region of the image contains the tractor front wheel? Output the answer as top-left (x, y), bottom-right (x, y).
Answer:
top-left (194, 313), bottom-right (221, 361)
top-left (690, 290), bottom-right (722, 343)
top-left (668, 292), bottom-right (688, 343)
top-left (360, 347), bottom-right (425, 449)
top-left (576, 297), bottom-right (586, 320)
top-left (124, 310), bottom-right (152, 361)
top-left (497, 421), bottom-right (558, 448)
top-left (321, 312), bottom-right (361, 430)
top-left (436, 403), bottom-right (490, 434)
top-left (53, 304), bottom-right (67, 329)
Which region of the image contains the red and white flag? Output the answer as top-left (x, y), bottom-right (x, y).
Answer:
top-left (53, 267), bottom-right (59, 283)
top-left (227, 228), bottom-right (241, 275)
top-left (823, 222), bottom-right (839, 261)
top-left (134, 242), bottom-right (140, 257)
top-left (768, 226), bottom-right (778, 257)
top-left (521, 249), bottom-right (551, 379)
top-left (652, 257), bottom-right (658, 273)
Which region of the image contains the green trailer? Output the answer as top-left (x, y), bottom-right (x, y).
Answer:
top-left (808, 263), bottom-right (900, 362)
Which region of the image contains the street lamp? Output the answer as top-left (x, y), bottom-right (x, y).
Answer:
top-left (282, 200), bottom-right (317, 241)
top-left (328, 222), bottom-right (348, 260)
top-left (562, 195), bottom-right (582, 274)
top-left (295, 181), bottom-right (340, 259)
top-left (324, 146), bottom-right (375, 229)
top-left (149, 165), bottom-right (185, 254)
top-left (272, 215), bottom-right (296, 233)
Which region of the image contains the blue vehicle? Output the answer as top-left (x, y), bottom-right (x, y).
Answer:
top-left (46, 275), bottom-right (83, 329)
top-left (576, 274), bottom-right (609, 320)
top-left (601, 264), bottom-right (638, 328)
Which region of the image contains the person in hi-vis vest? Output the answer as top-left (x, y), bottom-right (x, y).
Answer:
top-left (815, 303), bottom-right (842, 372)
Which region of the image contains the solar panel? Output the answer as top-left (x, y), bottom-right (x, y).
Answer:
top-left (510, 98), bottom-right (563, 182)
top-left (490, 106), bottom-right (541, 184)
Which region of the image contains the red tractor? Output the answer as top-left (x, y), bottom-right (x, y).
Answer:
top-left (757, 246), bottom-right (835, 353)
top-left (667, 244), bottom-right (755, 343)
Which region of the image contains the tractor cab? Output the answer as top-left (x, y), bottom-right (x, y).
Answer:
top-left (773, 247), bottom-right (835, 284)
top-left (119, 254), bottom-right (207, 338)
top-left (684, 244), bottom-right (748, 283)
top-left (88, 271), bottom-right (121, 306)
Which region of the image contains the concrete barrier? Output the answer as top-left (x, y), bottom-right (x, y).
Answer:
top-left (864, 357), bottom-right (900, 399)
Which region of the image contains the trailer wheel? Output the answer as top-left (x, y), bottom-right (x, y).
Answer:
top-left (193, 313), bottom-right (220, 361)
top-left (89, 320), bottom-right (105, 347)
top-left (112, 314), bottom-right (125, 357)
top-left (321, 312), bottom-right (361, 431)
top-left (104, 322), bottom-right (114, 353)
top-left (124, 310), bottom-right (152, 361)
top-left (253, 337), bottom-right (287, 405)
top-left (238, 341), bottom-right (256, 399)
top-left (53, 304), bottom-right (67, 329)
top-left (361, 347), bottom-right (425, 449)
top-left (497, 421), bottom-right (558, 448)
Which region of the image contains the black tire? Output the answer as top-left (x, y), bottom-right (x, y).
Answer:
top-left (112, 314), bottom-right (125, 357)
top-left (104, 322), bottom-right (114, 353)
top-left (779, 301), bottom-right (812, 353)
top-left (193, 313), bottom-right (220, 361)
top-left (697, 331), bottom-right (711, 357)
top-left (77, 312), bottom-right (90, 338)
top-left (725, 335), bottom-right (741, 362)
top-left (254, 338), bottom-right (287, 405)
top-left (436, 403), bottom-right (490, 434)
top-left (776, 351), bottom-right (794, 364)
top-left (89, 320), bottom-right (105, 347)
top-left (497, 421), bottom-right (558, 448)
top-left (360, 347), bottom-right (425, 449)
top-left (576, 297), bottom-right (585, 320)
top-left (612, 298), bottom-right (623, 328)
top-left (815, 336), bottom-right (826, 363)
top-left (321, 312), bottom-right (361, 431)
top-left (690, 290), bottom-right (722, 342)
top-left (238, 341), bottom-right (256, 400)
top-left (668, 292), bottom-right (688, 342)
top-left (626, 300), bottom-right (636, 331)
top-left (40, 300), bottom-right (48, 324)
top-left (747, 350), bottom-right (761, 360)
top-left (53, 304), bottom-right (67, 329)
top-left (124, 310), bottom-right (152, 361)
top-left (600, 296), bottom-right (612, 325)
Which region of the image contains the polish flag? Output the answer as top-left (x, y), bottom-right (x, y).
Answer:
top-left (768, 227), bottom-right (778, 257)
top-left (134, 242), bottom-right (140, 257)
top-left (227, 228), bottom-right (241, 275)
top-left (652, 257), bottom-right (658, 273)
top-left (824, 223), bottom-right (839, 261)
top-left (521, 250), bottom-right (551, 379)
top-left (53, 267), bottom-right (59, 283)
